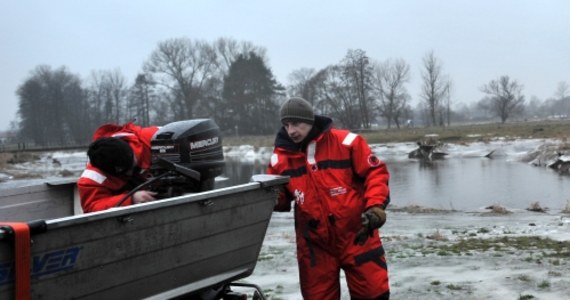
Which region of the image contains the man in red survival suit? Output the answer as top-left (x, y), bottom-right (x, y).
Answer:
top-left (77, 122), bottom-right (159, 213)
top-left (267, 97), bottom-right (391, 300)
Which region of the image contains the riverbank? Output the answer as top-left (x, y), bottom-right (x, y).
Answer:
top-left (223, 119), bottom-right (570, 147)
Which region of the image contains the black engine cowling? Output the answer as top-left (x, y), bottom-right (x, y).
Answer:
top-left (150, 119), bottom-right (225, 198)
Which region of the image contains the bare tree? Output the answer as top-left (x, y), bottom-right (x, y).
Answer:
top-left (301, 69), bottom-right (329, 114)
top-left (85, 71), bottom-right (106, 126)
top-left (480, 75), bottom-right (525, 123)
top-left (151, 90), bottom-right (177, 126)
top-left (287, 68), bottom-right (318, 104)
top-left (212, 37), bottom-right (267, 76)
top-left (444, 80), bottom-right (453, 126)
top-left (107, 69), bottom-right (127, 123)
top-left (342, 49), bottom-right (375, 128)
top-left (371, 58), bottom-right (411, 128)
top-left (420, 51), bottom-right (448, 126)
top-left (313, 65), bottom-right (360, 129)
top-left (555, 81), bottom-right (570, 115)
top-left (555, 81), bottom-right (569, 100)
top-left (85, 69), bottom-right (128, 125)
top-left (524, 96), bottom-right (542, 118)
top-left (144, 38), bottom-right (217, 119)
top-left (129, 74), bottom-right (154, 126)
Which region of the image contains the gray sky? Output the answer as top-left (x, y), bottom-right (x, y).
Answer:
top-left (1, 0), bottom-right (569, 131)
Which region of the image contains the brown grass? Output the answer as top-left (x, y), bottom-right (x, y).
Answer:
top-left (223, 119), bottom-right (570, 147)
top-left (0, 153), bottom-right (11, 168)
top-left (527, 201), bottom-right (547, 213)
top-left (427, 229), bottom-right (448, 241)
top-left (484, 204), bottom-right (512, 214)
top-left (389, 204), bottom-right (454, 214)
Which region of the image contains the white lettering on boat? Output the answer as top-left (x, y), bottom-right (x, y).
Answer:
top-left (190, 137), bottom-right (219, 150)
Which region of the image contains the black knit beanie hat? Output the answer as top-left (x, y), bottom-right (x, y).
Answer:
top-left (280, 97), bottom-right (315, 124)
top-left (87, 137), bottom-right (134, 176)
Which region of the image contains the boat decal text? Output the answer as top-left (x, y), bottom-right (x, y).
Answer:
top-left (0, 246), bottom-right (82, 285)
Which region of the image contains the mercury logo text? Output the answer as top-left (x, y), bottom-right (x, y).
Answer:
top-left (190, 137), bottom-right (219, 150)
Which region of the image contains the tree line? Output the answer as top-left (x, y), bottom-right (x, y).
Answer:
top-left (13, 37), bottom-right (570, 146)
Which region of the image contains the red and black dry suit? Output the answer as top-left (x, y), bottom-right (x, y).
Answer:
top-left (267, 115), bottom-right (390, 299)
top-left (77, 122), bottom-right (159, 213)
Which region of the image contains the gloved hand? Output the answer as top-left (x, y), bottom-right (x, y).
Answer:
top-left (354, 206), bottom-right (386, 245)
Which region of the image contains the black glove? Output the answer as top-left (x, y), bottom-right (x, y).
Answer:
top-left (354, 206), bottom-right (386, 245)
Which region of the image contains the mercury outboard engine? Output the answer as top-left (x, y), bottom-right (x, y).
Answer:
top-left (149, 119), bottom-right (225, 198)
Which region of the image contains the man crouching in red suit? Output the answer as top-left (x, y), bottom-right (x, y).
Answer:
top-left (77, 122), bottom-right (159, 213)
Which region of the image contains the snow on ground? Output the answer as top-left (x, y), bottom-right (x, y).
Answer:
top-left (0, 150), bottom-right (88, 188)
top-left (369, 138), bottom-right (557, 162)
top-left (247, 210), bottom-right (570, 300)
top-left (1, 138), bottom-right (569, 299)
top-left (0, 137), bottom-right (558, 183)
top-left (225, 138), bottom-right (570, 299)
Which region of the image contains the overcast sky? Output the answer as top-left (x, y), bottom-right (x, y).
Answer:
top-left (1, 1), bottom-right (568, 131)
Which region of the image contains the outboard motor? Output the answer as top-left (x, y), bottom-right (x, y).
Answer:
top-left (149, 119), bottom-right (225, 198)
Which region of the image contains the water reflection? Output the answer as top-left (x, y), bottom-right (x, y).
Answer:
top-left (222, 157), bottom-right (268, 187)
top-left (223, 156), bottom-right (570, 211)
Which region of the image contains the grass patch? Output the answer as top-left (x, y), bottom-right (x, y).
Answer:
top-left (477, 227), bottom-right (490, 234)
top-left (446, 284), bottom-right (463, 291)
top-left (257, 246), bottom-right (286, 262)
top-left (257, 254), bottom-right (274, 261)
top-left (430, 280), bottom-right (441, 286)
top-left (427, 236), bottom-right (570, 258)
top-left (537, 280), bottom-right (550, 289)
top-left (389, 204), bottom-right (455, 214)
top-left (517, 274), bottom-right (531, 282)
top-left (548, 270), bottom-right (562, 277)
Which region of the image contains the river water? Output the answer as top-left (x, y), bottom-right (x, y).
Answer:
top-left (1, 139), bottom-right (569, 212)
top-left (222, 141), bottom-right (570, 212)
top-left (385, 157), bottom-right (569, 211)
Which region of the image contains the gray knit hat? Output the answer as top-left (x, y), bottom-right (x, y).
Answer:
top-left (279, 97), bottom-right (314, 124)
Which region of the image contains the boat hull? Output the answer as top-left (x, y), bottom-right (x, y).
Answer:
top-left (0, 175), bottom-right (287, 299)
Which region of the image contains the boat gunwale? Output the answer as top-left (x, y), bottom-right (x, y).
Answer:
top-left (0, 174), bottom-right (288, 237)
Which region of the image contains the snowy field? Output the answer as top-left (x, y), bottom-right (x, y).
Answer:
top-left (248, 210), bottom-right (570, 300)
top-left (1, 138), bottom-right (569, 299)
